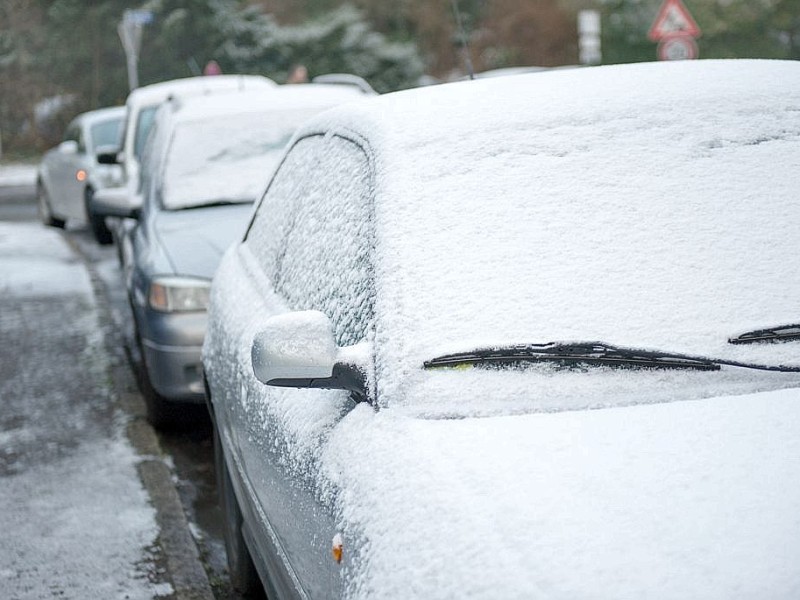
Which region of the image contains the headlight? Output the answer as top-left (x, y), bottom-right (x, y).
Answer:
top-left (148, 276), bottom-right (211, 312)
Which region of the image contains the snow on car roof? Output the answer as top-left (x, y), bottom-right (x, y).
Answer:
top-left (291, 59), bottom-right (800, 408)
top-left (124, 74), bottom-right (275, 107)
top-left (171, 83), bottom-right (369, 124)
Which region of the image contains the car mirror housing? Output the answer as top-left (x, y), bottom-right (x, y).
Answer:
top-left (96, 148), bottom-right (121, 165)
top-left (91, 186), bottom-right (140, 220)
top-left (252, 310), bottom-right (369, 401)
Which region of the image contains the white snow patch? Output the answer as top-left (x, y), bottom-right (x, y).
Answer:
top-left (0, 164), bottom-right (37, 186)
top-left (0, 439), bottom-right (170, 599)
top-left (0, 223), bottom-right (93, 299)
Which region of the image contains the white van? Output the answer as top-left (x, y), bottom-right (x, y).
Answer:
top-left (95, 75), bottom-right (275, 245)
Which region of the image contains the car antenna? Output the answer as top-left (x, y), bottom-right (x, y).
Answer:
top-left (450, 0), bottom-right (475, 80)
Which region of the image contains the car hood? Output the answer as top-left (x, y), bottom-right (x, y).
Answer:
top-left (323, 388), bottom-right (800, 599)
top-left (153, 204), bottom-right (252, 278)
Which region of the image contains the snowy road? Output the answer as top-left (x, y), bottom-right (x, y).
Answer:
top-left (0, 166), bottom-right (225, 600)
top-left (0, 222), bottom-right (172, 598)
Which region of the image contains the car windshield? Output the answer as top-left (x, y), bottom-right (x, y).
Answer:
top-left (90, 117), bottom-right (123, 149)
top-left (161, 109), bottom-right (315, 210)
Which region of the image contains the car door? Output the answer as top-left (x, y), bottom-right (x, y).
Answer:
top-left (231, 132), bottom-right (376, 597)
top-left (48, 120), bottom-right (83, 217)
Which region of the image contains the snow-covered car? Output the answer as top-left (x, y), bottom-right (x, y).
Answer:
top-left (203, 60), bottom-right (800, 599)
top-left (95, 74), bottom-right (276, 255)
top-left (36, 105), bottom-right (125, 242)
top-left (94, 83), bottom-right (370, 428)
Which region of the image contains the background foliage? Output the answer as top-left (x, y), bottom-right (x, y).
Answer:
top-left (1, 0), bottom-right (797, 155)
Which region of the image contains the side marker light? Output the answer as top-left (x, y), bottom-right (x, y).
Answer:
top-left (332, 532), bottom-right (343, 564)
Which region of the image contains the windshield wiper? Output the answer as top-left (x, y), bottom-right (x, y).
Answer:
top-left (424, 342), bottom-right (800, 373)
top-left (729, 324), bottom-right (800, 345)
top-left (177, 198), bottom-right (253, 210)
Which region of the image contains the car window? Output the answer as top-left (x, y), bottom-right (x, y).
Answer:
top-left (160, 110), bottom-right (307, 210)
top-left (77, 128), bottom-right (87, 153)
top-left (90, 117), bottom-right (123, 150)
top-left (248, 134), bottom-right (375, 346)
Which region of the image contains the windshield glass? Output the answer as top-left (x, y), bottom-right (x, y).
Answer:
top-left (161, 109), bottom-right (315, 210)
top-left (134, 106), bottom-right (158, 160)
top-left (90, 117), bottom-right (123, 149)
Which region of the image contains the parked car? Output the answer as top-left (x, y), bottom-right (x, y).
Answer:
top-left (36, 105), bottom-right (125, 242)
top-left (94, 83), bottom-right (371, 428)
top-left (96, 74), bottom-right (276, 253)
top-left (203, 59), bottom-right (800, 599)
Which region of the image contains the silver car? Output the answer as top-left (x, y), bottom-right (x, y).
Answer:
top-left (203, 60), bottom-right (800, 598)
top-left (95, 84), bottom-right (371, 428)
top-left (36, 106), bottom-right (125, 243)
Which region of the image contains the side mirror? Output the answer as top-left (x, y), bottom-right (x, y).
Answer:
top-left (91, 186), bottom-right (140, 219)
top-left (97, 148), bottom-right (121, 165)
top-left (252, 310), bottom-right (369, 401)
top-left (59, 140), bottom-right (79, 154)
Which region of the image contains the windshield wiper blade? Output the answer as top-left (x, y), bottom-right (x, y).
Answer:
top-left (729, 324), bottom-right (800, 344)
top-left (424, 342), bottom-right (720, 371)
top-left (424, 341), bottom-right (800, 373)
top-left (177, 198), bottom-right (252, 210)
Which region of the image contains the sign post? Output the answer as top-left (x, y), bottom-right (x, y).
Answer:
top-left (648, 0), bottom-right (701, 60)
top-left (118, 9), bottom-right (154, 91)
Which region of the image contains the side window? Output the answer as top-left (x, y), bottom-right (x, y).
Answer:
top-left (247, 134), bottom-right (375, 347)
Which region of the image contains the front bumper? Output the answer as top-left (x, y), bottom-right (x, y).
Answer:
top-left (138, 308), bottom-right (207, 402)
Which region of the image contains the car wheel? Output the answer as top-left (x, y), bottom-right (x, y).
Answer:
top-left (85, 187), bottom-right (113, 245)
top-left (214, 424), bottom-right (262, 596)
top-left (37, 183), bottom-right (65, 229)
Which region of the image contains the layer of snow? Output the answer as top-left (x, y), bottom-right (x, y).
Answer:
top-left (323, 387), bottom-right (800, 599)
top-left (0, 164), bottom-right (37, 187)
top-left (299, 59), bottom-right (800, 407)
top-left (0, 224), bottom-right (93, 299)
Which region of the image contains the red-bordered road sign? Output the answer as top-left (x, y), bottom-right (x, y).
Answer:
top-left (648, 0), bottom-right (701, 41)
top-left (657, 35), bottom-right (699, 60)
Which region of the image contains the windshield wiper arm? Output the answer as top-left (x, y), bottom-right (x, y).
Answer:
top-left (424, 342), bottom-right (720, 371)
top-left (729, 324), bottom-right (800, 345)
top-left (424, 341), bottom-right (800, 373)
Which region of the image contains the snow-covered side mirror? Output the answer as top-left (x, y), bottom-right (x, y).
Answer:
top-left (252, 310), bottom-right (369, 401)
top-left (91, 186), bottom-right (140, 220)
top-left (59, 140), bottom-right (78, 154)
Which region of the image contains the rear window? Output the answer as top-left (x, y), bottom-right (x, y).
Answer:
top-left (161, 109), bottom-right (318, 210)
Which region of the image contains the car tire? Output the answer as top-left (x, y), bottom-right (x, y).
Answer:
top-left (214, 424), bottom-right (262, 596)
top-left (37, 183), bottom-right (65, 229)
top-left (85, 187), bottom-right (113, 245)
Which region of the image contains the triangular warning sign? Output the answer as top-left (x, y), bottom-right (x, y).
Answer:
top-left (648, 0), bottom-right (701, 41)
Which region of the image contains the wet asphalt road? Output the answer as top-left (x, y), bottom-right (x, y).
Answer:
top-left (0, 183), bottom-right (247, 600)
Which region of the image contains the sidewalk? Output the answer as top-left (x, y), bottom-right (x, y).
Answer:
top-left (0, 222), bottom-right (213, 600)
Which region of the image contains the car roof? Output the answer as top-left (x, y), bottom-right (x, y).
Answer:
top-left (75, 105), bottom-right (126, 127)
top-left (167, 83), bottom-right (371, 124)
top-left (125, 74), bottom-right (276, 108)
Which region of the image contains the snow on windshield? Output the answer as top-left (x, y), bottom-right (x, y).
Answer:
top-left (343, 60), bottom-right (800, 407)
top-left (162, 109), bottom-right (319, 210)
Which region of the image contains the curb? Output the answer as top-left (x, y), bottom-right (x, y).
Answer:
top-left (69, 235), bottom-right (216, 600)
